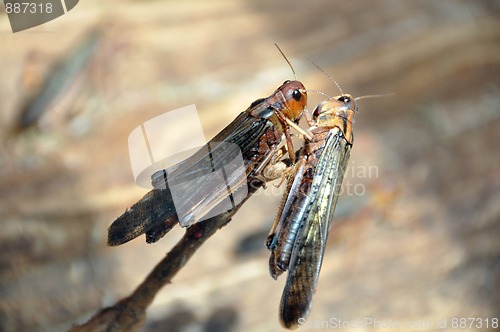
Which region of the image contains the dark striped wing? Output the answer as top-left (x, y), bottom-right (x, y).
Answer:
top-left (151, 110), bottom-right (272, 187)
top-left (108, 110), bottom-right (273, 246)
top-left (280, 129), bottom-right (351, 329)
top-left (107, 188), bottom-right (176, 246)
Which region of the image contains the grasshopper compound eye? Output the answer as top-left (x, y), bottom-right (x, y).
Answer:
top-left (292, 90), bottom-right (302, 101)
top-left (338, 95), bottom-right (351, 103)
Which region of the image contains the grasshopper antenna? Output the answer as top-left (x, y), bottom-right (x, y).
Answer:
top-left (303, 89), bottom-right (331, 99)
top-left (355, 93), bottom-right (395, 101)
top-left (275, 43), bottom-right (297, 81)
top-left (307, 59), bottom-right (344, 96)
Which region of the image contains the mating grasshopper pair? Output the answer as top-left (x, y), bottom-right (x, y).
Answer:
top-left (108, 49), bottom-right (361, 329)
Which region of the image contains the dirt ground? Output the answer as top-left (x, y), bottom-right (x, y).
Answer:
top-left (0, 1), bottom-right (499, 331)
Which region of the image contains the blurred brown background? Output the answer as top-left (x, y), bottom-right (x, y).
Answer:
top-left (0, 1), bottom-right (499, 331)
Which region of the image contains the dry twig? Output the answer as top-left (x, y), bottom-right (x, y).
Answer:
top-left (70, 210), bottom-right (236, 332)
